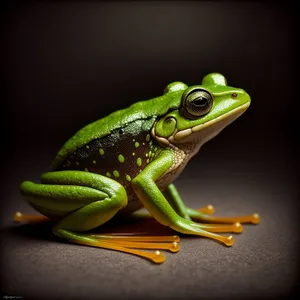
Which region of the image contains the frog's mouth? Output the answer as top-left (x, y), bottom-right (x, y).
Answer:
top-left (153, 102), bottom-right (250, 148)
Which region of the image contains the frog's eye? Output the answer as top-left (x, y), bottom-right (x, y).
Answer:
top-left (182, 88), bottom-right (213, 119)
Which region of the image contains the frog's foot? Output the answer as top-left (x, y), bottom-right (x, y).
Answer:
top-left (196, 204), bottom-right (215, 215)
top-left (169, 219), bottom-right (235, 246)
top-left (194, 222), bottom-right (243, 233)
top-left (14, 212), bottom-right (49, 223)
top-left (90, 233), bottom-right (180, 253)
top-left (187, 208), bottom-right (260, 225)
top-left (14, 213), bottom-right (179, 264)
top-left (94, 234), bottom-right (180, 255)
top-left (55, 230), bottom-right (180, 264)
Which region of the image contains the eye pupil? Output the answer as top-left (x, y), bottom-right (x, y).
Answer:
top-left (193, 98), bottom-right (207, 106)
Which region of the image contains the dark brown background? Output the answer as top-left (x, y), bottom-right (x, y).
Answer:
top-left (1, 1), bottom-right (299, 299)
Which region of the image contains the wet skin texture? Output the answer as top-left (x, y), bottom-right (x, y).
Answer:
top-left (19, 73), bottom-right (259, 264)
top-left (1, 2), bottom-right (298, 299)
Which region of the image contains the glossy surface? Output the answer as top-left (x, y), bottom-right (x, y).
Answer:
top-left (20, 73), bottom-right (259, 262)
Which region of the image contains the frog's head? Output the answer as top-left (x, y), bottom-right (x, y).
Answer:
top-left (153, 73), bottom-right (251, 152)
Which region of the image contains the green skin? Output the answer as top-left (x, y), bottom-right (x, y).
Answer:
top-left (20, 73), bottom-right (251, 247)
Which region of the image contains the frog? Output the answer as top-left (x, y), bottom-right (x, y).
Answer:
top-left (18, 73), bottom-right (260, 263)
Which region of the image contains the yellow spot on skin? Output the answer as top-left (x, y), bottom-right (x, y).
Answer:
top-left (86, 145), bottom-right (90, 149)
top-left (146, 153), bottom-right (148, 157)
top-left (126, 175), bottom-right (131, 182)
top-left (135, 142), bottom-right (140, 148)
top-left (142, 142), bottom-right (145, 146)
top-left (147, 159), bottom-right (150, 164)
top-left (76, 161), bottom-right (79, 165)
top-left (106, 172), bottom-right (111, 177)
top-left (132, 152), bottom-right (135, 156)
top-left (137, 157), bottom-right (142, 167)
top-left (118, 154), bottom-right (125, 163)
top-left (133, 139), bottom-right (135, 142)
top-left (93, 160), bottom-right (96, 164)
top-left (85, 168), bottom-right (89, 172)
top-left (113, 170), bottom-right (120, 178)
top-left (99, 148), bottom-right (105, 155)
top-left (146, 134), bottom-right (151, 142)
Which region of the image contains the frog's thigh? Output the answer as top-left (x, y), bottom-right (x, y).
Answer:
top-left (21, 170), bottom-right (128, 232)
top-left (54, 199), bottom-right (125, 234)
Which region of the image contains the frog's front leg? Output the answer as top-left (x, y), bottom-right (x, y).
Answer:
top-left (165, 184), bottom-right (260, 226)
top-left (164, 184), bottom-right (215, 220)
top-left (20, 171), bottom-right (174, 263)
top-left (132, 151), bottom-right (237, 246)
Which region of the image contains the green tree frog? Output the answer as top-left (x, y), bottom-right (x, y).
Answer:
top-left (18, 73), bottom-right (260, 263)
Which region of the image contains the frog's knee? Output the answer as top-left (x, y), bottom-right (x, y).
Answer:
top-left (20, 181), bottom-right (36, 196)
top-left (131, 176), bottom-right (144, 190)
top-left (113, 185), bottom-right (128, 209)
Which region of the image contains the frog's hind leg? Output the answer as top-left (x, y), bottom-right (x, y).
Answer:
top-left (53, 204), bottom-right (175, 264)
top-left (20, 171), bottom-right (177, 263)
top-left (14, 211), bottom-right (49, 223)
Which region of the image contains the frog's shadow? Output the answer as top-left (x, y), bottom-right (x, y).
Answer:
top-left (9, 221), bottom-right (57, 242)
top-left (8, 214), bottom-right (175, 244)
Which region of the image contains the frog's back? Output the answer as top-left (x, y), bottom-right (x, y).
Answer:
top-left (51, 91), bottom-right (185, 213)
top-left (52, 91), bottom-right (183, 170)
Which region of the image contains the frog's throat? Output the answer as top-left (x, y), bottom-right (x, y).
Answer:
top-left (152, 102), bottom-right (250, 149)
